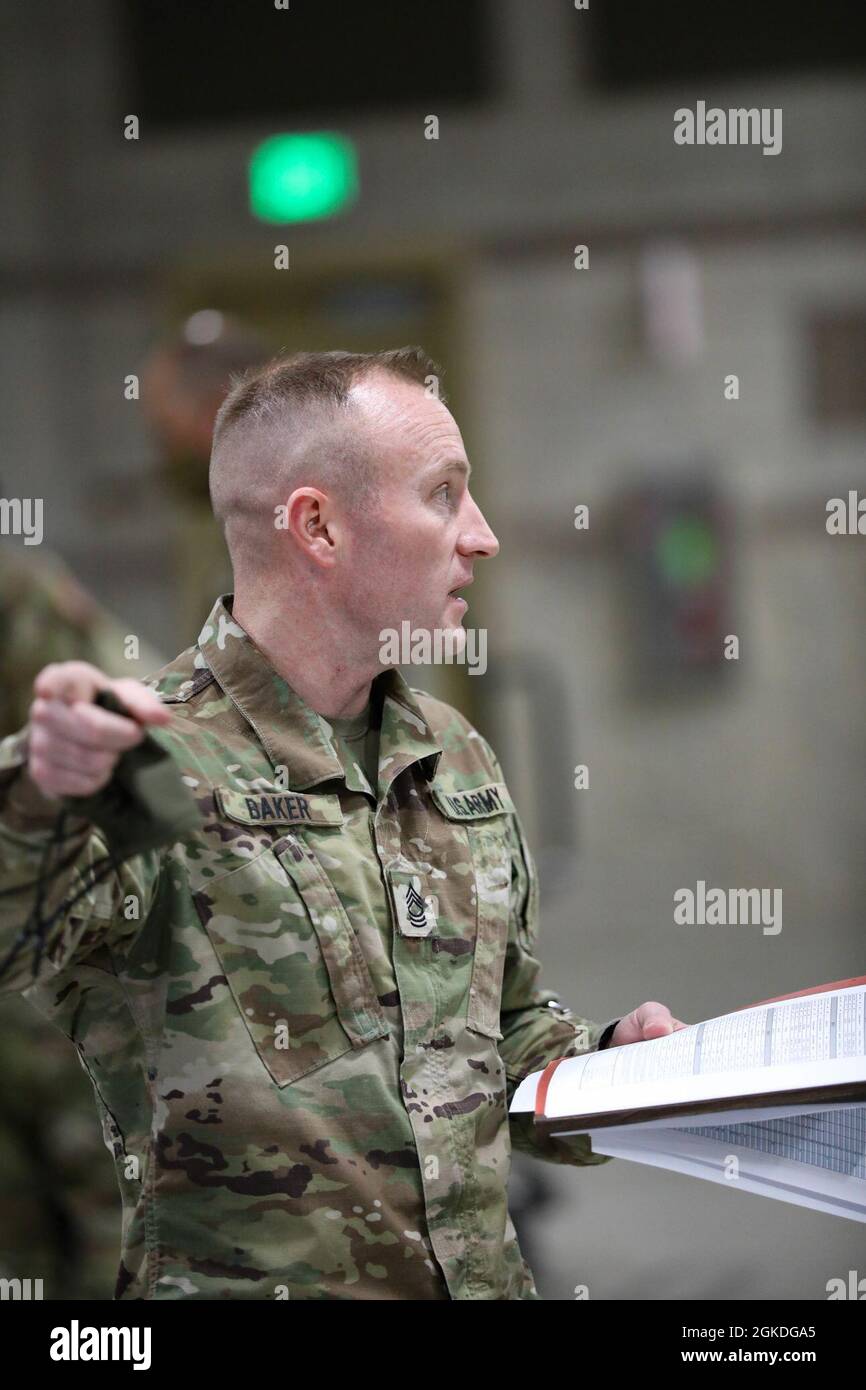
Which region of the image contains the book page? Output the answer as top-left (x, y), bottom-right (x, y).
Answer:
top-left (511, 984), bottom-right (866, 1120)
top-left (675, 1104), bottom-right (866, 1177)
top-left (561, 1099), bottom-right (854, 1131)
top-left (578, 1106), bottom-right (866, 1224)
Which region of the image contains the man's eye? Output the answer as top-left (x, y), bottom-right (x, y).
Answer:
top-left (435, 482), bottom-right (454, 503)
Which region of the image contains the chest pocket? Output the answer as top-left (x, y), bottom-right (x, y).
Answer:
top-left (430, 781), bottom-right (515, 1042)
top-left (193, 831), bottom-right (388, 1087)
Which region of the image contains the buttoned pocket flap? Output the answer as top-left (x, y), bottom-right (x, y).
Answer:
top-left (194, 843), bottom-right (385, 1088)
top-left (273, 833), bottom-right (389, 1049)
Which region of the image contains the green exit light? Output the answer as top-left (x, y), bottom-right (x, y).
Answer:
top-left (249, 132), bottom-right (358, 223)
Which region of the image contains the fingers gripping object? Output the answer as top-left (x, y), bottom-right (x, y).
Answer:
top-left (0, 688), bottom-right (202, 984)
top-left (63, 688), bottom-right (202, 860)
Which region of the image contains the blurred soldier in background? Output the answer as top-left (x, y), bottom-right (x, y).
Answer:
top-left (0, 546), bottom-right (164, 1297)
top-left (0, 310), bottom-right (268, 1297)
top-left (0, 548), bottom-right (164, 738)
top-left (140, 310), bottom-right (271, 644)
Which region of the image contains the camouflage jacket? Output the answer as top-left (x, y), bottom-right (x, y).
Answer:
top-left (0, 594), bottom-right (615, 1300)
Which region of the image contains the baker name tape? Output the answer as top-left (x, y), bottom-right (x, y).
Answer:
top-left (215, 787), bottom-right (343, 827)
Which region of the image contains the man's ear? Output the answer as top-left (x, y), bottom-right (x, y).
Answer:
top-left (282, 487), bottom-right (337, 566)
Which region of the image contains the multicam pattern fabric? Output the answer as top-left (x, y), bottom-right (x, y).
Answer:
top-left (0, 548), bottom-right (164, 738)
top-left (0, 548), bottom-right (167, 1296)
top-left (0, 594), bottom-right (613, 1300)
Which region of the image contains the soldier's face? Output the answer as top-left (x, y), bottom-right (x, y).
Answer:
top-left (342, 376), bottom-right (499, 650)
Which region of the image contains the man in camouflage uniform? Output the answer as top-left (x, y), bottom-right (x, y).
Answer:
top-left (0, 348), bottom-right (683, 1299)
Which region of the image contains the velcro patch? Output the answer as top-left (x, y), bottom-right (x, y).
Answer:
top-left (386, 867), bottom-right (438, 938)
top-left (430, 781), bottom-right (514, 821)
top-left (215, 787), bottom-right (343, 827)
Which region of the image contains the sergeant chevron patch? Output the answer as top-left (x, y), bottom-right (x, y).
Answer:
top-left (387, 868), bottom-right (438, 937)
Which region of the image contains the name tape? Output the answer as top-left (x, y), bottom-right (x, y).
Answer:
top-left (430, 781), bottom-right (514, 821)
top-left (215, 787), bottom-right (343, 827)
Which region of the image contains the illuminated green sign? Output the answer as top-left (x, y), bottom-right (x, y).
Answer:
top-left (249, 132), bottom-right (358, 223)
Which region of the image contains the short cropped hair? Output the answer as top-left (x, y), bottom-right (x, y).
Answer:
top-left (209, 347), bottom-right (445, 574)
top-left (213, 346), bottom-right (445, 446)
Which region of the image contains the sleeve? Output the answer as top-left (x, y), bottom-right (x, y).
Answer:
top-left (0, 725), bottom-right (165, 997)
top-left (479, 739), bottom-right (620, 1168)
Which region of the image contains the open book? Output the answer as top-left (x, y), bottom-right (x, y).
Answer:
top-left (510, 977), bottom-right (866, 1222)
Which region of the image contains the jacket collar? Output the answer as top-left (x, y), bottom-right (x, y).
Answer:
top-left (196, 595), bottom-right (443, 796)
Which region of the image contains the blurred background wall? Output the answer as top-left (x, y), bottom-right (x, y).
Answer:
top-left (1, 0), bottom-right (865, 1298)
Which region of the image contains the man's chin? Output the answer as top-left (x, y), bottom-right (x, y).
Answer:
top-left (402, 615), bottom-right (469, 649)
top-left (400, 610), bottom-right (468, 639)
top-left (443, 595), bottom-right (469, 625)
top-left (439, 617), bottom-right (468, 651)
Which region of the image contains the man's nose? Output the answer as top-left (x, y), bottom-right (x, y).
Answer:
top-left (459, 496), bottom-right (500, 559)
